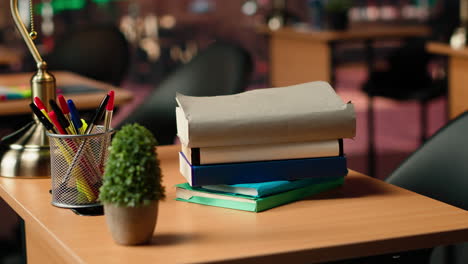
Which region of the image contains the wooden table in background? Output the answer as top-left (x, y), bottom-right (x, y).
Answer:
top-left (427, 42), bottom-right (468, 119)
top-left (260, 25), bottom-right (430, 87)
top-left (1, 145), bottom-right (468, 263)
top-left (0, 46), bottom-right (22, 66)
top-left (0, 71), bottom-right (133, 116)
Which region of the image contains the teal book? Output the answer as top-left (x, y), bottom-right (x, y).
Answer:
top-left (202, 177), bottom-right (344, 198)
top-left (175, 177), bottom-right (344, 212)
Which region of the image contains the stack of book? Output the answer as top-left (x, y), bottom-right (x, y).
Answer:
top-left (175, 81), bottom-right (356, 212)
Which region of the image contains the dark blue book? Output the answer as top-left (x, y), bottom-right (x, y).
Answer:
top-left (179, 152), bottom-right (348, 186)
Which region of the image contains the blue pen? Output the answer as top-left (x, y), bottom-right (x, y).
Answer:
top-left (67, 99), bottom-right (83, 134)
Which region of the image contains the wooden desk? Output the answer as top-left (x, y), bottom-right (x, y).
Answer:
top-left (1, 145), bottom-right (468, 263)
top-left (427, 42), bottom-right (468, 119)
top-left (260, 25), bottom-right (430, 87)
top-left (0, 71), bottom-right (133, 116)
top-left (0, 46), bottom-right (22, 66)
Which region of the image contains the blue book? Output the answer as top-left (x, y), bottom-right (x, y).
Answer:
top-left (202, 177), bottom-right (343, 197)
top-left (179, 152), bottom-right (348, 186)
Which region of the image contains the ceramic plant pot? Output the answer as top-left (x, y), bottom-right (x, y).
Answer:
top-left (104, 201), bottom-right (158, 245)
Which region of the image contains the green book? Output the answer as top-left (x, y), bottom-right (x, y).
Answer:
top-left (175, 177), bottom-right (344, 212)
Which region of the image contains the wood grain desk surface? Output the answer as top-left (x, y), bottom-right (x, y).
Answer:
top-left (1, 145), bottom-right (468, 263)
top-left (0, 71), bottom-right (133, 116)
top-left (427, 42), bottom-right (468, 58)
top-left (259, 25), bottom-right (430, 42)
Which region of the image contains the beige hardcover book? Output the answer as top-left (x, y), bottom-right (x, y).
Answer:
top-left (176, 81), bottom-right (355, 148)
top-left (180, 139), bottom-right (342, 165)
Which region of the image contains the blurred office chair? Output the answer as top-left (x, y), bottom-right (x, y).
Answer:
top-left (362, 1), bottom-right (460, 177)
top-left (46, 24), bottom-right (130, 86)
top-left (386, 111), bottom-right (468, 264)
top-left (117, 42), bottom-right (253, 145)
top-left (362, 38), bottom-right (447, 177)
top-left (330, 111), bottom-right (468, 264)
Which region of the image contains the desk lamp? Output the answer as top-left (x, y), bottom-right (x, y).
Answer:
top-left (450, 0), bottom-right (468, 49)
top-left (0, 0), bottom-right (56, 178)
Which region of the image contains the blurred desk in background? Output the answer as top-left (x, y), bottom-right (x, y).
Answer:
top-left (0, 46), bottom-right (22, 66)
top-left (0, 71), bottom-right (133, 116)
top-left (427, 42), bottom-right (468, 119)
top-left (260, 25), bottom-right (430, 87)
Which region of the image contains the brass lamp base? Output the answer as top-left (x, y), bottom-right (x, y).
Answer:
top-left (0, 121), bottom-right (51, 178)
top-left (3, 0), bottom-right (56, 178)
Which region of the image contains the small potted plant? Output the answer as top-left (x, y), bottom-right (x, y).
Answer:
top-left (99, 123), bottom-right (165, 245)
top-left (325, 0), bottom-right (352, 30)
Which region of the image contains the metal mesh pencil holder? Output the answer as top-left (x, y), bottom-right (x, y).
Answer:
top-left (47, 126), bottom-right (114, 208)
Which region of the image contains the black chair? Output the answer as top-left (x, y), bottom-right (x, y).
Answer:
top-left (362, 1), bottom-right (460, 178)
top-left (386, 111), bottom-right (468, 264)
top-left (329, 111), bottom-right (468, 264)
top-left (117, 42), bottom-right (253, 145)
top-left (46, 25), bottom-right (130, 86)
top-left (362, 38), bottom-right (447, 177)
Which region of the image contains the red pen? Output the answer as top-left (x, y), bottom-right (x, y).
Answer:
top-left (34, 96), bottom-right (52, 123)
top-left (34, 96), bottom-right (47, 111)
top-left (49, 111), bottom-right (67, 134)
top-left (104, 90), bottom-right (114, 131)
top-left (58, 95), bottom-right (77, 134)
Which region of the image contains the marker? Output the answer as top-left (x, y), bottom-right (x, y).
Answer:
top-left (48, 111), bottom-right (66, 134)
top-left (64, 96), bottom-right (109, 184)
top-left (49, 99), bottom-right (74, 135)
top-left (34, 96), bottom-right (52, 122)
top-left (85, 94), bottom-right (109, 134)
top-left (34, 97), bottom-right (47, 111)
top-left (29, 103), bottom-right (57, 134)
top-left (67, 99), bottom-right (83, 134)
top-left (104, 91), bottom-right (114, 131)
top-left (58, 95), bottom-right (77, 134)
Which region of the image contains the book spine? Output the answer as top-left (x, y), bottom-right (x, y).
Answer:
top-left (180, 152), bottom-right (348, 186)
top-left (184, 139), bottom-right (343, 165)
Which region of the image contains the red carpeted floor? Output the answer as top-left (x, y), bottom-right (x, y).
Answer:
top-left (114, 64), bottom-right (448, 179)
top-left (336, 65), bottom-right (447, 179)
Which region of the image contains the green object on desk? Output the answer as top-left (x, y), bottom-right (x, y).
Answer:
top-left (175, 177), bottom-right (344, 212)
top-left (0, 85), bottom-right (30, 101)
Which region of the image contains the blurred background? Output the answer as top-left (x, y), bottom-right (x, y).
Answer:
top-left (0, 0), bottom-right (461, 263)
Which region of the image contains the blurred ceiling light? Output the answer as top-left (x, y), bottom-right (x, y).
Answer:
top-left (268, 16), bottom-right (282, 30)
top-left (160, 15), bottom-right (176, 29)
top-left (140, 38), bottom-right (161, 62)
top-left (450, 27), bottom-right (466, 49)
top-left (450, 0), bottom-right (468, 49)
top-left (242, 0), bottom-right (258, 16)
top-left (380, 4), bottom-right (397, 21)
top-left (144, 14), bottom-right (159, 39)
top-left (120, 15), bottom-right (137, 43)
top-left (366, 5), bottom-right (379, 21)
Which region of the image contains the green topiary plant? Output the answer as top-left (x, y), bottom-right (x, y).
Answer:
top-left (99, 123), bottom-right (165, 207)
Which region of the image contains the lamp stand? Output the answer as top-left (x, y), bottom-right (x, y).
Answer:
top-left (0, 0), bottom-right (56, 178)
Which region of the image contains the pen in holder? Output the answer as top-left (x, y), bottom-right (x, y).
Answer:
top-left (47, 126), bottom-right (114, 208)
